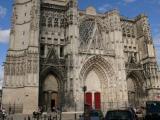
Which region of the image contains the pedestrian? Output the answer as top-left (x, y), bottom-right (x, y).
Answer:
top-left (38, 106), bottom-right (43, 114)
top-left (2, 107), bottom-right (7, 120)
top-left (52, 106), bottom-right (56, 112)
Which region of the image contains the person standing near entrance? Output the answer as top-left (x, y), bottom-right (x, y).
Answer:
top-left (52, 106), bottom-right (57, 112)
top-left (2, 107), bottom-right (7, 120)
top-left (38, 106), bottom-right (43, 115)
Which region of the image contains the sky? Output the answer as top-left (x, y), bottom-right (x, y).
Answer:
top-left (0, 0), bottom-right (160, 87)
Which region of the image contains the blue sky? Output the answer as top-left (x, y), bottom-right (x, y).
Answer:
top-left (0, 0), bottom-right (160, 84)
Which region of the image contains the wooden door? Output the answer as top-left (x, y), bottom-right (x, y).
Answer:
top-left (85, 92), bottom-right (92, 108)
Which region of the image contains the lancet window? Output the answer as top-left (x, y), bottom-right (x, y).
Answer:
top-left (79, 19), bottom-right (95, 45)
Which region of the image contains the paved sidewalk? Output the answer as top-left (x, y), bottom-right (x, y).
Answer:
top-left (6, 112), bottom-right (82, 120)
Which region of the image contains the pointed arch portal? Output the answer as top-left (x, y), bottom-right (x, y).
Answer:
top-left (39, 66), bottom-right (64, 112)
top-left (127, 71), bottom-right (146, 108)
top-left (80, 55), bottom-right (115, 110)
top-left (43, 74), bottom-right (59, 111)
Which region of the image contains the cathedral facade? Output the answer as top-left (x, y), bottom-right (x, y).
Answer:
top-left (2, 0), bottom-right (160, 114)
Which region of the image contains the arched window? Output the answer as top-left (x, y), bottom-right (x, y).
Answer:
top-left (48, 17), bottom-right (52, 27)
top-left (41, 16), bottom-right (46, 26)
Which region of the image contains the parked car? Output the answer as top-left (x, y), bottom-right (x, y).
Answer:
top-left (144, 101), bottom-right (160, 120)
top-left (90, 110), bottom-right (104, 120)
top-left (105, 109), bottom-right (138, 120)
top-left (80, 109), bottom-right (104, 120)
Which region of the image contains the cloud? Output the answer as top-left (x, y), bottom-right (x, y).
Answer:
top-left (123, 0), bottom-right (136, 3)
top-left (0, 29), bottom-right (10, 43)
top-left (98, 3), bottom-right (113, 12)
top-left (0, 6), bottom-right (7, 18)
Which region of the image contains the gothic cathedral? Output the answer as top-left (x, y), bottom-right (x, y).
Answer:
top-left (2, 0), bottom-right (160, 114)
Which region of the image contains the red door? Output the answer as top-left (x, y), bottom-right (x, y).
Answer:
top-left (94, 92), bottom-right (101, 110)
top-left (85, 92), bottom-right (92, 108)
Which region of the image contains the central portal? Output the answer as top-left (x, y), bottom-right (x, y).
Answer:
top-left (80, 56), bottom-right (115, 111)
top-left (42, 74), bottom-right (59, 112)
top-left (85, 70), bottom-right (101, 109)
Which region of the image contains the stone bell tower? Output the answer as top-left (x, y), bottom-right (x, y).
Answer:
top-left (2, 0), bottom-right (40, 114)
top-left (136, 14), bottom-right (160, 100)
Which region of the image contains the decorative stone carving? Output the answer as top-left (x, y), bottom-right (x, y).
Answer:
top-left (30, 1), bottom-right (40, 31)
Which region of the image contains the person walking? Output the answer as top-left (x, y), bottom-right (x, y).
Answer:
top-left (2, 107), bottom-right (7, 120)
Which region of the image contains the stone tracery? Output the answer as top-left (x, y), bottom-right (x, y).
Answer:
top-left (80, 55), bottom-right (115, 86)
top-left (79, 17), bottom-right (107, 52)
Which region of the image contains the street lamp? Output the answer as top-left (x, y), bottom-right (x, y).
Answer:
top-left (82, 86), bottom-right (87, 118)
